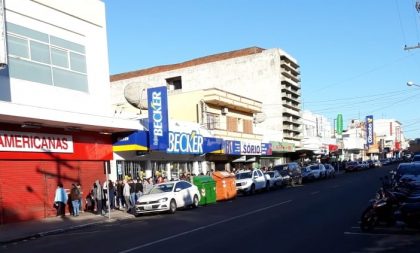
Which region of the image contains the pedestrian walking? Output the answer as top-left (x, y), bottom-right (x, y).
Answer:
top-left (135, 178), bottom-right (143, 201)
top-left (54, 183), bottom-right (67, 217)
top-left (70, 183), bottom-right (81, 216)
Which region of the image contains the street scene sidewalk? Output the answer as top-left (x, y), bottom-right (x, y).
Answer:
top-left (0, 209), bottom-right (134, 245)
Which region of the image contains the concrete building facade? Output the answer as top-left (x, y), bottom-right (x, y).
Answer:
top-left (111, 47), bottom-right (302, 165)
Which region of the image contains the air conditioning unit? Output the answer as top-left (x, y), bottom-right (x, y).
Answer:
top-left (221, 107), bottom-right (229, 115)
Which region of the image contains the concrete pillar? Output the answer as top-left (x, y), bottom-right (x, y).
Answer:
top-left (145, 160), bottom-right (152, 178)
top-left (166, 163), bottom-right (171, 180)
top-left (192, 161), bottom-right (199, 176)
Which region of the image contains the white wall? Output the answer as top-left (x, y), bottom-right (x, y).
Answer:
top-left (4, 0), bottom-right (113, 122)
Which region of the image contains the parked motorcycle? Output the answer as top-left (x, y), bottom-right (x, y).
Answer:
top-left (360, 176), bottom-right (420, 231)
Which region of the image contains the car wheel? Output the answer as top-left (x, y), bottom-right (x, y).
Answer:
top-left (249, 184), bottom-right (256, 195)
top-left (290, 179), bottom-right (295, 187)
top-left (169, 199), bottom-right (177, 214)
top-left (192, 195), bottom-right (199, 208)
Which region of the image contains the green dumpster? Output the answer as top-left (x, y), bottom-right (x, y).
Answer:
top-left (192, 176), bottom-right (216, 205)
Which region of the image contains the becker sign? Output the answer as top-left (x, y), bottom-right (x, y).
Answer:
top-left (366, 115), bottom-right (374, 146)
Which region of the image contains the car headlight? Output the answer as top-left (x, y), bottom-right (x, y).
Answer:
top-left (158, 198), bottom-right (168, 203)
top-left (241, 182), bottom-right (248, 186)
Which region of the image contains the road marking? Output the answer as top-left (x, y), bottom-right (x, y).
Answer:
top-left (118, 200), bottom-right (293, 253)
top-left (310, 191), bottom-right (320, 195)
top-left (344, 231), bottom-right (392, 236)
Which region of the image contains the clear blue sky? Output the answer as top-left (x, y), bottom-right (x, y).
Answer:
top-left (104, 0), bottom-right (420, 139)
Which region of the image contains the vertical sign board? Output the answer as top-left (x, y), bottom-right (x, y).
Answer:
top-left (147, 86), bottom-right (169, 151)
top-left (366, 115), bottom-right (374, 146)
top-left (0, 0), bottom-right (7, 68)
top-left (336, 114), bottom-right (343, 135)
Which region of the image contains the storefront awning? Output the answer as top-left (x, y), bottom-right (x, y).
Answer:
top-left (232, 156), bottom-right (246, 163)
top-left (112, 131), bottom-right (148, 152)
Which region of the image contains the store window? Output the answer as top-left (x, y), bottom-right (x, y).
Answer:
top-left (116, 160), bottom-right (145, 181)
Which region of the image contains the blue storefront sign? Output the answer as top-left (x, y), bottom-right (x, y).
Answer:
top-left (366, 115), bottom-right (374, 146)
top-left (223, 140), bottom-right (241, 155)
top-left (112, 131), bottom-right (149, 152)
top-left (148, 86), bottom-right (169, 151)
top-left (203, 137), bottom-right (224, 154)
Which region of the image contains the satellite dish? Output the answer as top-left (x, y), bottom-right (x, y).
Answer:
top-left (254, 113), bottom-right (266, 123)
top-left (124, 82), bottom-right (149, 109)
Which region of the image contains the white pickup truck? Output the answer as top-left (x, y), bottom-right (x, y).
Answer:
top-left (235, 169), bottom-right (267, 195)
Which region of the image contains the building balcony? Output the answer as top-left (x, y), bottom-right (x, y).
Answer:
top-left (202, 88), bottom-right (262, 113)
top-left (281, 84), bottom-right (301, 96)
top-left (281, 75), bottom-right (301, 89)
top-left (281, 93), bottom-right (300, 104)
top-left (283, 107), bottom-right (301, 118)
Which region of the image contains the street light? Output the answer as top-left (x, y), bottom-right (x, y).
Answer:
top-left (407, 81), bottom-right (420, 88)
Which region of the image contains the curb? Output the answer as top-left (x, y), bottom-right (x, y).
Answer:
top-left (0, 214), bottom-right (134, 246)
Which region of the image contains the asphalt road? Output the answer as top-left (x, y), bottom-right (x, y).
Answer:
top-left (3, 164), bottom-right (420, 253)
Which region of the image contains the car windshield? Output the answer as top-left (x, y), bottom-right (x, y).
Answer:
top-left (266, 172), bottom-right (274, 177)
top-left (148, 183), bottom-right (174, 194)
top-left (236, 172), bottom-right (252, 179)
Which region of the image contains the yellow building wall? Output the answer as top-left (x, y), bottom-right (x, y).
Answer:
top-left (168, 91), bottom-right (202, 122)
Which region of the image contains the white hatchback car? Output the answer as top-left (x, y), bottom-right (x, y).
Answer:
top-left (134, 180), bottom-right (200, 216)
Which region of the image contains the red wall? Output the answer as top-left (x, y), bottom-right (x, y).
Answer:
top-left (0, 160), bottom-right (106, 224)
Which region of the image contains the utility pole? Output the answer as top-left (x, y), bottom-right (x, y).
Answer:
top-left (405, 1), bottom-right (420, 51)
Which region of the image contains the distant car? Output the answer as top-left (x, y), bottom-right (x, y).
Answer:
top-left (264, 170), bottom-right (283, 189)
top-left (302, 164), bottom-right (326, 181)
top-left (359, 161), bottom-right (370, 169)
top-left (373, 160), bottom-right (382, 167)
top-left (380, 159), bottom-right (391, 166)
top-left (134, 180), bottom-right (200, 216)
top-left (324, 163), bottom-right (336, 178)
top-left (235, 169), bottom-right (267, 194)
top-left (272, 162), bottom-right (303, 186)
top-left (345, 161), bottom-right (359, 172)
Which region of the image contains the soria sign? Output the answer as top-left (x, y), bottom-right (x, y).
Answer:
top-left (0, 130), bottom-right (74, 153)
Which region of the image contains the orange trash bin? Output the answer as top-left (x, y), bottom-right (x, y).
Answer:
top-left (212, 171), bottom-right (237, 201)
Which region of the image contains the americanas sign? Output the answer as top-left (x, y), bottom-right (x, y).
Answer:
top-left (0, 131), bottom-right (73, 153)
top-left (148, 86), bottom-right (169, 151)
top-left (241, 140), bottom-right (262, 155)
top-left (366, 115), bottom-right (374, 146)
top-left (167, 131), bottom-right (204, 154)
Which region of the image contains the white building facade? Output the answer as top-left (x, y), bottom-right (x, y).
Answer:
top-left (0, 0), bottom-right (140, 224)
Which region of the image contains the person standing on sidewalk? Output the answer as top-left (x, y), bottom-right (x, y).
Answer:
top-left (123, 180), bottom-right (131, 212)
top-left (70, 183), bottom-right (81, 216)
top-left (54, 183), bottom-right (67, 217)
top-left (93, 180), bottom-right (105, 215)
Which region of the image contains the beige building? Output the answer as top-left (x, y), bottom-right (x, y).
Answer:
top-left (111, 47), bottom-right (302, 165)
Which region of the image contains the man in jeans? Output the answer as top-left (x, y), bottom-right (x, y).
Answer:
top-left (70, 183), bottom-right (81, 216)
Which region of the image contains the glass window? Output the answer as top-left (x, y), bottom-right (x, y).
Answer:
top-left (30, 41), bottom-right (50, 64)
top-left (70, 52), bottom-right (86, 73)
top-left (7, 23), bottom-right (49, 42)
top-left (9, 58), bottom-right (52, 85)
top-left (50, 36), bottom-right (85, 54)
top-left (52, 67), bottom-right (88, 92)
top-left (7, 36), bottom-right (29, 58)
top-left (51, 48), bottom-right (68, 68)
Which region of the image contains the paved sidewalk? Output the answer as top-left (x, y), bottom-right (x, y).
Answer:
top-left (0, 209), bottom-right (134, 245)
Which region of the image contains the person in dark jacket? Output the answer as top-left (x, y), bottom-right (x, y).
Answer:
top-left (116, 180), bottom-right (125, 210)
top-left (135, 178), bottom-right (143, 202)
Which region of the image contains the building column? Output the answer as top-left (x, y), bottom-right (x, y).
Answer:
top-left (192, 161), bottom-right (199, 176)
top-left (166, 162), bottom-right (171, 180)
